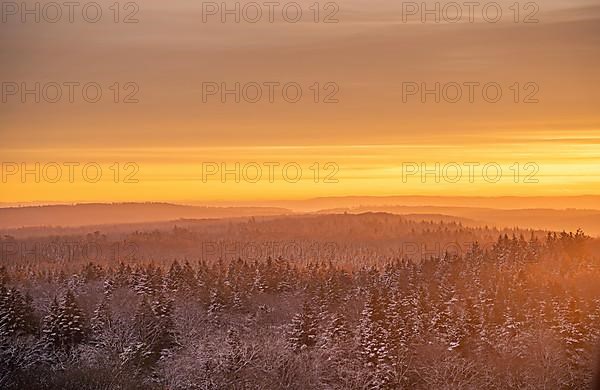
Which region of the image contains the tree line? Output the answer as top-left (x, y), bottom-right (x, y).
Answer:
top-left (1, 229), bottom-right (599, 389)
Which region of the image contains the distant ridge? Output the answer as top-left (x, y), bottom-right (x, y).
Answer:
top-left (0, 202), bottom-right (292, 229)
top-left (202, 195), bottom-right (600, 212)
top-left (316, 205), bottom-right (600, 236)
top-left (1, 196), bottom-right (599, 235)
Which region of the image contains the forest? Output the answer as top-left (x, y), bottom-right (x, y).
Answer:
top-left (1, 214), bottom-right (599, 389)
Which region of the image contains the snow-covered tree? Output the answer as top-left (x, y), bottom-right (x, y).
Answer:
top-left (42, 290), bottom-right (87, 349)
top-left (359, 289), bottom-right (393, 388)
top-left (0, 287), bottom-right (37, 337)
top-left (288, 300), bottom-right (318, 352)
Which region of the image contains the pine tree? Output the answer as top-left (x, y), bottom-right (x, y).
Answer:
top-left (42, 296), bottom-right (62, 348)
top-left (324, 274), bottom-right (341, 306)
top-left (313, 284), bottom-right (329, 325)
top-left (560, 296), bottom-right (586, 368)
top-left (359, 289), bottom-right (393, 388)
top-left (103, 277), bottom-right (115, 297)
top-left (91, 278), bottom-right (114, 337)
top-left (231, 288), bottom-right (247, 311)
top-left (462, 295), bottom-right (482, 351)
top-left (21, 291), bottom-right (37, 334)
top-left (225, 327), bottom-right (247, 374)
top-left (114, 262), bottom-right (132, 287)
top-left (208, 288), bottom-right (226, 317)
top-left (323, 311), bottom-right (352, 347)
top-left (148, 266), bottom-right (165, 295)
top-left (432, 276), bottom-right (458, 349)
top-left (0, 287), bottom-right (37, 337)
top-left (133, 266), bottom-right (163, 297)
top-left (81, 262), bottom-right (104, 283)
top-left (251, 268), bottom-right (267, 293)
top-left (166, 261), bottom-right (183, 293)
top-left (57, 290), bottom-right (87, 347)
top-left (288, 300), bottom-right (318, 352)
top-left (401, 270), bottom-right (426, 342)
top-left (386, 289), bottom-right (408, 362)
top-left (122, 294), bottom-right (177, 367)
top-left (42, 290), bottom-right (86, 349)
top-left (122, 295), bottom-right (157, 367)
top-left (151, 294), bottom-right (177, 354)
top-left (91, 295), bottom-right (112, 336)
top-left (181, 260), bottom-right (198, 292)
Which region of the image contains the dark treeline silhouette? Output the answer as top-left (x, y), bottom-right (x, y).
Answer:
top-left (0, 217), bottom-right (599, 389)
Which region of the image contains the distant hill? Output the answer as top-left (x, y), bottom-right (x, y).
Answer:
top-left (316, 205), bottom-right (600, 236)
top-left (2, 197), bottom-right (599, 236)
top-left (0, 203), bottom-right (292, 229)
top-left (205, 195), bottom-right (600, 212)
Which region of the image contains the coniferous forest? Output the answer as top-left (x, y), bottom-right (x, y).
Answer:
top-left (1, 214), bottom-right (600, 389)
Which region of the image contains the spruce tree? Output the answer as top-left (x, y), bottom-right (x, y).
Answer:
top-left (386, 289), bottom-right (408, 361)
top-left (208, 288), bottom-right (226, 317)
top-left (288, 300), bottom-right (318, 352)
top-left (251, 268), bottom-right (267, 293)
top-left (359, 288), bottom-right (393, 387)
top-left (57, 290), bottom-right (87, 347)
top-left (323, 311), bottom-right (352, 347)
top-left (123, 295), bottom-right (157, 367)
top-left (0, 287), bottom-right (37, 337)
top-left (42, 291), bottom-right (86, 349)
top-left (91, 295), bottom-right (112, 337)
top-left (560, 296), bottom-right (586, 368)
top-left (123, 294), bottom-right (178, 367)
top-left (462, 295), bottom-right (482, 351)
top-left (181, 260), bottom-right (198, 292)
top-left (151, 293), bottom-right (177, 353)
top-left (42, 297), bottom-right (61, 348)
top-left (92, 278), bottom-right (114, 337)
top-left (166, 261), bottom-right (183, 293)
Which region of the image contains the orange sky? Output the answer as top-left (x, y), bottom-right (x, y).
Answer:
top-left (1, 0), bottom-right (599, 203)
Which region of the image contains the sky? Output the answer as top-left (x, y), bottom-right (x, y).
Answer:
top-left (1, 0), bottom-right (599, 204)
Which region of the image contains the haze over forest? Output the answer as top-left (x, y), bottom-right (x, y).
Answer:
top-left (1, 195), bottom-right (600, 236)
